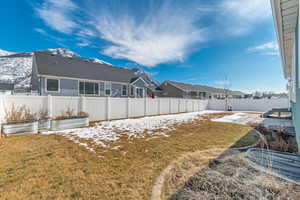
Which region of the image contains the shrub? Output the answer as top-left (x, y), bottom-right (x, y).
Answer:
top-left (38, 109), bottom-right (49, 120)
top-left (54, 108), bottom-right (89, 120)
top-left (4, 104), bottom-right (37, 124)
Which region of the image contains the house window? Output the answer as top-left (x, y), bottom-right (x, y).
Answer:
top-left (105, 82), bottom-right (111, 96)
top-left (79, 81), bottom-right (85, 94)
top-left (122, 85), bottom-right (127, 96)
top-left (136, 88), bottom-right (144, 98)
top-left (130, 86), bottom-right (134, 96)
top-left (46, 78), bottom-right (59, 92)
top-left (79, 81), bottom-right (99, 95)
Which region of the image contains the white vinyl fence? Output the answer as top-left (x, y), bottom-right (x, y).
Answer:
top-left (208, 98), bottom-right (289, 112)
top-left (0, 95), bottom-right (289, 125)
top-left (0, 95), bottom-right (209, 122)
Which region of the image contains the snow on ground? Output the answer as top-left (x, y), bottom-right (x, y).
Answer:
top-left (43, 110), bottom-right (220, 150)
top-left (212, 112), bottom-right (262, 125)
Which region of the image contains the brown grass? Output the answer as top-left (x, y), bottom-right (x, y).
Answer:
top-left (0, 119), bottom-right (251, 200)
top-left (200, 112), bottom-right (233, 120)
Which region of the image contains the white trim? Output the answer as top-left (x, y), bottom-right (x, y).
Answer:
top-left (45, 78), bottom-right (60, 93)
top-left (130, 77), bottom-right (149, 86)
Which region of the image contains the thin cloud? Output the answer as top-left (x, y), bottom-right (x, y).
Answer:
top-left (35, 0), bottom-right (78, 34)
top-left (248, 41), bottom-right (279, 56)
top-left (212, 0), bottom-right (272, 36)
top-left (92, 1), bottom-right (205, 67)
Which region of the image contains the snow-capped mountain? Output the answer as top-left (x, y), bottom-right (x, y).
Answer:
top-left (0, 48), bottom-right (113, 89)
top-left (131, 68), bottom-right (160, 87)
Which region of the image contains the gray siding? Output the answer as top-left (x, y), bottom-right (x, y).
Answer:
top-left (159, 82), bottom-right (184, 98)
top-left (31, 56), bottom-right (39, 91)
top-left (132, 78), bottom-right (147, 88)
top-left (40, 76), bottom-right (136, 97)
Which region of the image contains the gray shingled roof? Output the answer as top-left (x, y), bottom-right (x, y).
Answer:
top-left (34, 52), bottom-right (136, 83)
top-left (165, 81), bottom-right (244, 95)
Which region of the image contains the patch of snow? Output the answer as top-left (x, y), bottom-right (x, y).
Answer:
top-left (43, 111), bottom-right (220, 151)
top-left (212, 112), bottom-right (262, 125)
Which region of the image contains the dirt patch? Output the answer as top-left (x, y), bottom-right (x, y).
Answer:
top-left (164, 151), bottom-right (300, 200)
top-left (200, 112), bottom-right (233, 120)
top-left (152, 148), bottom-right (227, 200)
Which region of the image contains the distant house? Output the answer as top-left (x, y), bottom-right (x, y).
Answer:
top-left (0, 80), bottom-right (14, 94)
top-left (158, 81), bottom-right (224, 99)
top-left (158, 81), bottom-right (245, 99)
top-left (31, 52), bottom-right (148, 97)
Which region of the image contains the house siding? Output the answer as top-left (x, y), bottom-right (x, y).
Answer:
top-left (159, 82), bottom-right (184, 98)
top-left (39, 76), bottom-right (143, 98)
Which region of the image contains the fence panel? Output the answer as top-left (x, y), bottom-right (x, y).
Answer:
top-left (130, 98), bottom-right (145, 117)
top-left (52, 96), bottom-right (80, 118)
top-left (110, 98), bottom-right (127, 119)
top-left (170, 98), bottom-right (179, 113)
top-left (85, 97), bottom-right (106, 121)
top-left (3, 95), bottom-right (46, 115)
top-left (146, 99), bottom-right (159, 116)
top-left (160, 98), bottom-right (170, 114)
top-left (208, 98), bottom-right (289, 112)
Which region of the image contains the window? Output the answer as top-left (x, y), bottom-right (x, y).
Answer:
top-left (105, 82), bottom-right (111, 96)
top-left (79, 81), bottom-right (85, 94)
top-left (136, 88), bottom-right (144, 98)
top-left (46, 78), bottom-right (59, 92)
top-left (122, 85), bottom-right (127, 96)
top-left (130, 86), bottom-right (134, 96)
top-left (79, 81), bottom-right (99, 95)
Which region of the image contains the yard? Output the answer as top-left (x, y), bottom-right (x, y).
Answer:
top-left (0, 111), bottom-right (261, 200)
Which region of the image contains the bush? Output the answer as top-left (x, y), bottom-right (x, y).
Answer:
top-left (38, 109), bottom-right (49, 120)
top-left (4, 104), bottom-right (37, 124)
top-left (54, 108), bottom-right (89, 120)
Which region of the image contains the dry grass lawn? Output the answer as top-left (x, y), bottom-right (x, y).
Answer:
top-left (0, 118), bottom-right (252, 200)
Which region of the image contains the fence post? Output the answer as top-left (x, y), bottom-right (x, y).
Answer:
top-left (158, 98), bottom-right (161, 115)
top-left (185, 99), bottom-right (188, 112)
top-left (79, 96), bottom-right (86, 113)
top-left (106, 97), bottom-right (111, 120)
top-left (47, 95), bottom-right (53, 118)
top-left (127, 98), bottom-right (131, 118)
top-left (169, 98), bottom-right (172, 114)
top-left (0, 95), bottom-right (4, 137)
top-left (144, 97), bottom-right (147, 116)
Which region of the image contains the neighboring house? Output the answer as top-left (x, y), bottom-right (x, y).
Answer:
top-left (158, 81), bottom-right (245, 99)
top-left (0, 81), bottom-right (14, 94)
top-left (229, 91), bottom-right (245, 99)
top-left (158, 81), bottom-right (227, 99)
top-left (31, 51), bottom-right (148, 98)
top-left (271, 0), bottom-right (299, 152)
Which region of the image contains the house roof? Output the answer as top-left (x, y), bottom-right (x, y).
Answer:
top-left (163, 81), bottom-right (244, 95)
top-left (34, 51), bottom-right (137, 83)
top-left (271, 0), bottom-right (299, 79)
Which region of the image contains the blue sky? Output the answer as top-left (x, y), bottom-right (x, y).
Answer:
top-left (0, 0), bottom-right (285, 93)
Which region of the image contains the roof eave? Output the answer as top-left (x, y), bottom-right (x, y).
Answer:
top-left (271, 0), bottom-right (290, 79)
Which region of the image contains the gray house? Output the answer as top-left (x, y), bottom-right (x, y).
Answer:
top-left (158, 81), bottom-right (244, 99)
top-left (31, 52), bottom-right (148, 98)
